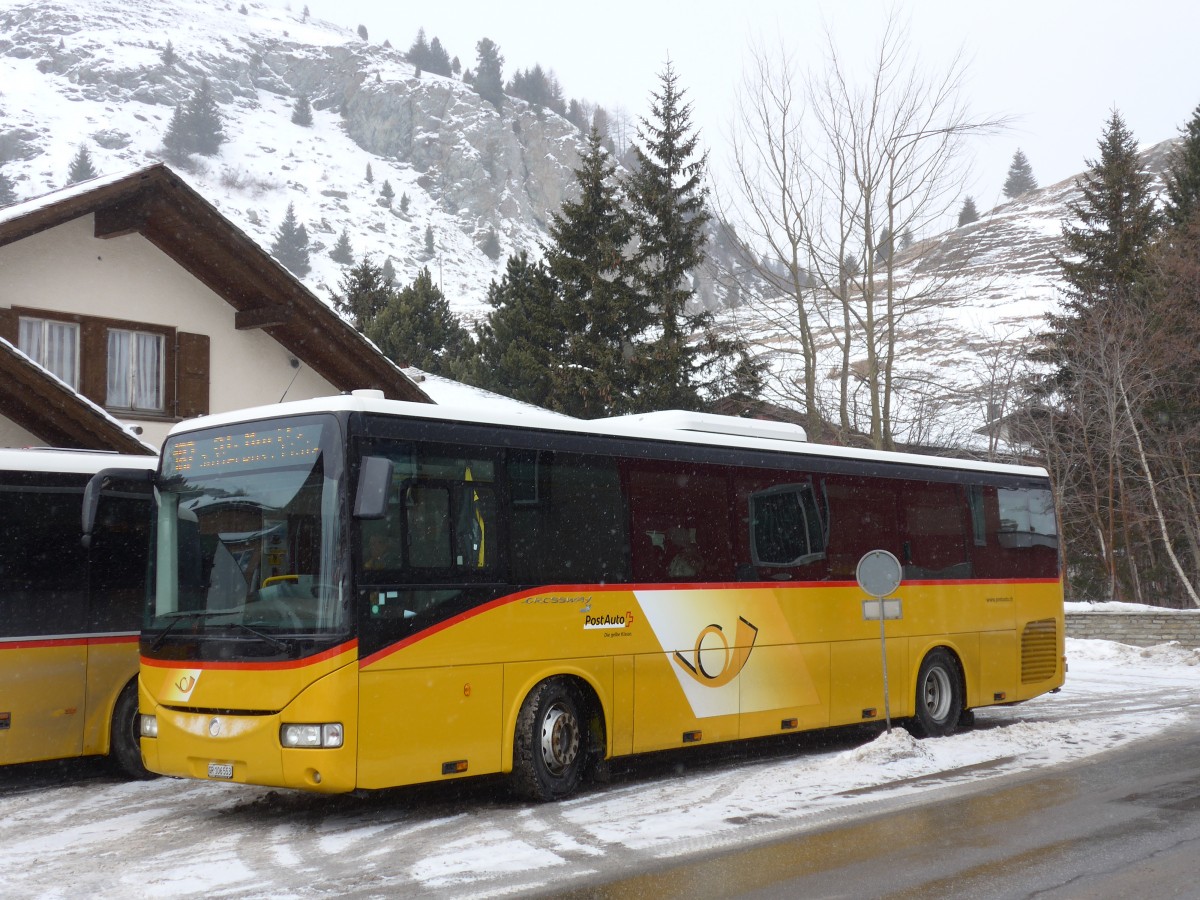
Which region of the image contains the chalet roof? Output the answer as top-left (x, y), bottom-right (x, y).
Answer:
top-left (0, 164), bottom-right (432, 404)
top-left (0, 338), bottom-right (156, 455)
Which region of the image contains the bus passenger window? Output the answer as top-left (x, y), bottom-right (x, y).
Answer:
top-left (406, 485), bottom-right (451, 568)
top-left (749, 484), bottom-right (825, 568)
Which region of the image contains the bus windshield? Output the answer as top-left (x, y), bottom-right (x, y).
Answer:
top-left (149, 416), bottom-right (347, 653)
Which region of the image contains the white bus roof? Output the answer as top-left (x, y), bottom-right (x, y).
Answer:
top-left (166, 393), bottom-right (1048, 480)
top-left (0, 447), bottom-right (158, 476)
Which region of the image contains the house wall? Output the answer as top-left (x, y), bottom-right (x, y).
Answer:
top-left (0, 416), bottom-right (44, 448)
top-left (0, 216), bottom-right (337, 447)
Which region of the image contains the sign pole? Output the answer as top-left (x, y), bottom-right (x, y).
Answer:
top-left (855, 550), bottom-right (904, 735)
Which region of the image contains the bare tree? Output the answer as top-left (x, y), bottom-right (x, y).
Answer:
top-left (722, 15), bottom-right (1005, 448)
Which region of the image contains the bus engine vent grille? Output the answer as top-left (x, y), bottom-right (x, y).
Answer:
top-left (1021, 618), bottom-right (1058, 684)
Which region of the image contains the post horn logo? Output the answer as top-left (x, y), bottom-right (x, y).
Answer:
top-left (674, 616), bottom-right (759, 687)
top-left (174, 674), bottom-right (196, 693)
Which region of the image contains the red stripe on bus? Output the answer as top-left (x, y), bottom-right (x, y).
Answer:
top-left (357, 577), bottom-right (1062, 668)
top-left (141, 639), bottom-right (358, 671)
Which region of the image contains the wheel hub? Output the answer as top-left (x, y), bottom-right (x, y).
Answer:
top-left (539, 704), bottom-right (581, 776)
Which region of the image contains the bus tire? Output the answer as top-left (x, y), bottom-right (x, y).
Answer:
top-left (109, 681), bottom-right (154, 779)
top-left (911, 649), bottom-right (963, 738)
top-left (512, 678), bottom-right (586, 802)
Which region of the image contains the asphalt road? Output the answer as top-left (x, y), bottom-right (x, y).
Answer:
top-left (560, 719), bottom-right (1200, 899)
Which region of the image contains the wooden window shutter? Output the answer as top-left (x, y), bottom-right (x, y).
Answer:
top-left (0, 308), bottom-right (16, 344)
top-left (175, 332), bottom-right (210, 418)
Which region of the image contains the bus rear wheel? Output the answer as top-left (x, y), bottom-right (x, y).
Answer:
top-left (512, 679), bottom-right (586, 801)
top-left (911, 649), bottom-right (963, 738)
top-left (109, 681), bottom-right (154, 779)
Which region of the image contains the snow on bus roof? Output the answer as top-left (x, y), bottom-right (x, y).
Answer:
top-left (167, 392), bottom-right (1048, 479)
top-left (0, 446), bottom-right (158, 475)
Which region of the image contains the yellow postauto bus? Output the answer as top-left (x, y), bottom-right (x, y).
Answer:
top-left (139, 394), bottom-right (1063, 799)
top-left (0, 448), bottom-right (156, 777)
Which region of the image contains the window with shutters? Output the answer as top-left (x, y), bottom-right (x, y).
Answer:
top-left (2, 308), bottom-right (209, 420)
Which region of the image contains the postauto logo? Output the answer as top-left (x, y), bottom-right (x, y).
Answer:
top-left (583, 610), bottom-right (635, 630)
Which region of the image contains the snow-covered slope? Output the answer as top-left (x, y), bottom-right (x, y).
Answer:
top-left (0, 0), bottom-right (585, 318)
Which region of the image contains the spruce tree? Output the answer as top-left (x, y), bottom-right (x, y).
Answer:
top-left (367, 268), bottom-right (471, 375)
top-left (162, 103), bottom-right (191, 164)
top-left (0, 168), bottom-right (16, 207)
top-left (291, 94), bottom-right (313, 127)
top-left (357, 24), bottom-right (368, 41)
top-left (379, 179), bottom-right (394, 207)
top-left (1057, 111), bottom-right (1159, 309)
top-left (399, 192), bottom-right (410, 213)
top-left (957, 196), bottom-right (979, 227)
top-left (270, 203), bottom-right (311, 278)
top-left (185, 78), bottom-right (225, 156)
top-left (424, 224), bottom-right (435, 258)
top-left (1002, 149), bottom-right (1038, 199)
top-left (332, 256), bottom-right (394, 330)
top-left (365, 162), bottom-right (374, 184)
top-left (428, 37), bottom-right (452, 77)
top-left (626, 62), bottom-right (714, 411)
top-left (1163, 103), bottom-right (1200, 229)
top-left (161, 40), bottom-right (175, 67)
top-left (407, 27), bottom-right (430, 69)
top-left (462, 252), bottom-right (563, 406)
top-left (1037, 110), bottom-right (1161, 390)
top-left (544, 127), bottom-right (648, 417)
top-left (329, 229), bottom-right (354, 265)
top-left (380, 258), bottom-right (396, 287)
top-left (473, 38), bottom-right (504, 110)
top-left (67, 145), bottom-right (98, 185)
top-left (626, 63), bottom-right (759, 410)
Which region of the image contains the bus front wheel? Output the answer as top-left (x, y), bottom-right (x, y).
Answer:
top-left (109, 681), bottom-right (154, 779)
top-left (512, 679), bottom-right (586, 801)
top-left (911, 649), bottom-right (963, 738)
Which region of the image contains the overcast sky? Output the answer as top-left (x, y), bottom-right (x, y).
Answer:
top-left (301, 0), bottom-right (1198, 215)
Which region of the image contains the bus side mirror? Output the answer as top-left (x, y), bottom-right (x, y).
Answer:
top-left (81, 467), bottom-right (155, 549)
top-left (354, 456), bottom-right (393, 520)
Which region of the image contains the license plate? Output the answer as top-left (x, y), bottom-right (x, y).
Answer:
top-left (207, 762), bottom-right (234, 779)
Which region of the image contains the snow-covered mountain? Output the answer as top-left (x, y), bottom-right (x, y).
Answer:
top-left (732, 138), bottom-right (1177, 449)
top-left (0, 0), bottom-right (590, 318)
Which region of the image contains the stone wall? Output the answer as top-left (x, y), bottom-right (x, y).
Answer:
top-left (1066, 610), bottom-right (1200, 648)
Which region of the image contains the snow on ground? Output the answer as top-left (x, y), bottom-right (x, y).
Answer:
top-left (1, 637), bottom-right (1198, 898)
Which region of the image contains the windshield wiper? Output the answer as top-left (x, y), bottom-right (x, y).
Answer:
top-left (229, 621), bottom-right (293, 655)
top-left (148, 610), bottom-right (234, 651)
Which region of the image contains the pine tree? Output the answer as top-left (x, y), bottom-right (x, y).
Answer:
top-left (1163, 103), bottom-right (1200, 229)
top-left (473, 38), bottom-right (504, 110)
top-left (365, 162), bottom-right (374, 184)
top-left (957, 196), bottom-right (979, 227)
top-left (332, 256), bottom-right (394, 330)
top-left (544, 127), bottom-right (648, 417)
top-left (399, 192), bottom-right (410, 213)
top-left (181, 78), bottom-right (225, 157)
top-left (329, 229), bottom-right (354, 265)
top-left (1058, 111), bottom-right (1159, 310)
top-left (357, 24), bottom-right (368, 41)
top-left (626, 62), bottom-right (720, 411)
top-left (271, 203), bottom-right (311, 278)
top-left (66, 145), bottom-right (98, 185)
top-left (380, 258), bottom-right (396, 287)
top-left (1002, 149), bottom-right (1038, 199)
top-left (162, 103), bottom-right (191, 164)
top-left (379, 180), bottom-right (394, 207)
top-left (161, 40), bottom-right (175, 67)
top-left (428, 37), bottom-right (452, 77)
top-left (367, 268), bottom-right (471, 375)
top-left (462, 252), bottom-right (563, 405)
top-left (424, 224), bottom-right (435, 258)
top-left (1037, 110), bottom-right (1161, 391)
top-left (407, 27), bottom-right (430, 69)
top-left (0, 168), bottom-right (16, 207)
top-left (291, 94), bottom-right (313, 127)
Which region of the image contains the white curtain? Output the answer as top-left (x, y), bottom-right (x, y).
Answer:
top-left (108, 330), bottom-right (164, 411)
top-left (20, 317), bottom-right (79, 389)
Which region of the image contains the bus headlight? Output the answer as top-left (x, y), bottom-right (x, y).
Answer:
top-left (139, 714), bottom-right (158, 738)
top-left (280, 723), bottom-right (343, 748)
